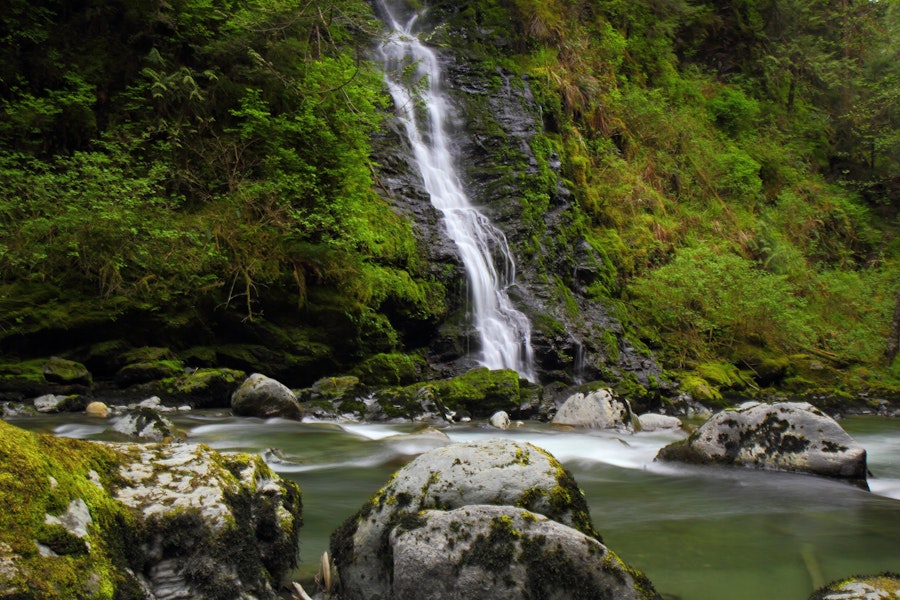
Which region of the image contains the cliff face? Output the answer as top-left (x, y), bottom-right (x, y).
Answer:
top-left (370, 2), bottom-right (663, 389)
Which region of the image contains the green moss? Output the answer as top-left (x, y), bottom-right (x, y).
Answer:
top-left (460, 514), bottom-right (521, 574)
top-left (430, 368), bottom-right (522, 417)
top-left (676, 372), bottom-right (726, 406)
top-left (41, 357), bottom-right (92, 387)
top-left (351, 353), bottom-right (423, 386)
top-left (808, 572), bottom-right (900, 600)
top-left (0, 420), bottom-right (138, 598)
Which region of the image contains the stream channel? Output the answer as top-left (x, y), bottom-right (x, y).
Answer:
top-left (9, 411), bottom-right (900, 600)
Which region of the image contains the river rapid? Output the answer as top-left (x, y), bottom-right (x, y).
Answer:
top-left (8, 412), bottom-right (900, 600)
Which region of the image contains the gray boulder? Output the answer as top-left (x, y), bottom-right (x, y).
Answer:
top-left (389, 505), bottom-right (656, 600)
top-left (231, 373), bottom-right (303, 420)
top-left (331, 438), bottom-right (656, 600)
top-left (638, 413), bottom-right (682, 432)
top-left (114, 441), bottom-right (302, 598)
top-left (656, 402), bottom-right (868, 485)
top-left (551, 388), bottom-right (634, 432)
top-left (33, 394), bottom-right (72, 413)
top-left (112, 407), bottom-right (179, 441)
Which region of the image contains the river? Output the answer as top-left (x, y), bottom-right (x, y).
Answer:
top-left (8, 411), bottom-right (899, 599)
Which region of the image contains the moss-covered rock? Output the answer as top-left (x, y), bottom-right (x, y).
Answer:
top-left (676, 372), bottom-right (726, 406)
top-left (0, 420), bottom-right (302, 599)
top-left (390, 505), bottom-right (661, 600)
top-left (41, 357), bottom-right (92, 388)
top-left (808, 572), bottom-right (900, 599)
top-left (428, 367), bottom-right (522, 417)
top-left (331, 438), bottom-right (661, 600)
top-left (350, 353), bottom-right (423, 386)
top-left (157, 367), bottom-right (246, 409)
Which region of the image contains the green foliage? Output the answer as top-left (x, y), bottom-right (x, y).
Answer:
top-left (0, 0), bottom-right (445, 367)
top-left (629, 246), bottom-right (814, 365)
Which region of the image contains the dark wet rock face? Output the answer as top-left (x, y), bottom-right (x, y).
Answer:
top-left (656, 402), bottom-right (868, 486)
top-left (369, 13), bottom-right (663, 389)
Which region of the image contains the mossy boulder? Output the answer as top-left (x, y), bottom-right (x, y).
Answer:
top-left (114, 360), bottom-right (184, 388)
top-left (0, 359), bottom-right (92, 401)
top-left (656, 402), bottom-right (868, 486)
top-left (231, 373), bottom-right (303, 420)
top-left (157, 367), bottom-right (246, 408)
top-left (331, 438), bottom-right (660, 600)
top-left (675, 372), bottom-right (725, 406)
top-left (41, 357), bottom-right (92, 388)
top-left (808, 573), bottom-right (900, 599)
top-left (0, 420), bottom-right (302, 599)
top-left (389, 505), bottom-right (660, 600)
top-left (427, 368), bottom-right (522, 417)
top-left (330, 438), bottom-right (602, 600)
top-left (351, 353), bottom-right (423, 386)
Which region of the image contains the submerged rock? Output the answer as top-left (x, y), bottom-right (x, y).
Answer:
top-left (551, 388), bottom-right (634, 432)
top-left (231, 372), bottom-right (303, 420)
top-left (331, 438), bottom-right (659, 600)
top-left (655, 401), bottom-right (868, 485)
top-left (808, 573), bottom-right (900, 599)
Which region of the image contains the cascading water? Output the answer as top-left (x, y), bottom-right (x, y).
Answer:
top-left (375, 1), bottom-right (536, 381)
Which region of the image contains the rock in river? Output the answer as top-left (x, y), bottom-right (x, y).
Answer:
top-left (655, 401), bottom-right (868, 486)
top-left (551, 388), bottom-right (634, 432)
top-left (0, 419), bottom-right (302, 599)
top-left (330, 438), bottom-right (660, 600)
top-left (231, 372), bottom-right (303, 420)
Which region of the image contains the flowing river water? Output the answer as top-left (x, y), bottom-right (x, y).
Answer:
top-left (8, 411), bottom-right (900, 600)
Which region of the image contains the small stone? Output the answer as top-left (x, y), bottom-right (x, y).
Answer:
top-left (489, 410), bottom-right (510, 430)
top-left (85, 401), bottom-right (110, 418)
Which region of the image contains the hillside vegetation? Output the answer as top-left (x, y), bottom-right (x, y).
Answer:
top-left (1, 0), bottom-right (898, 400)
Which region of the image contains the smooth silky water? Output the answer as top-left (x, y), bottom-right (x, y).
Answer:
top-left (9, 412), bottom-right (900, 599)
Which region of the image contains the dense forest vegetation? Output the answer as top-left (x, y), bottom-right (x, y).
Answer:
top-left (1, 0), bottom-right (898, 402)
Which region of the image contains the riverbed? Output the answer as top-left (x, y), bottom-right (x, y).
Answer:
top-left (8, 412), bottom-right (900, 600)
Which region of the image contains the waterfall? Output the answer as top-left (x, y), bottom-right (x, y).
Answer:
top-left (375, 1), bottom-right (536, 381)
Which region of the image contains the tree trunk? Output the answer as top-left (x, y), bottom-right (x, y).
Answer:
top-left (886, 291), bottom-right (900, 363)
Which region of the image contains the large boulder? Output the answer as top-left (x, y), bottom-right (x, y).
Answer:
top-left (551, 388), bottom-right (634, 432)
top-left (0, 420), bottom-right (302, 599)
top-left (389, 505), bottom-right (656, 600)
top-left (655, 402), bottom-right (868, 485)
top-left (330, 438), bottom-right (659, 600)
top-left (231, 373), bottom-right (303, 420)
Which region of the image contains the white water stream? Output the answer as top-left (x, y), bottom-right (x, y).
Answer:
top-left (375, 1), bottom-right (535, 380)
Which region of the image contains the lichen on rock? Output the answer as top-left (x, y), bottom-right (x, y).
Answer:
top-left (655, 401), bottom-right (868, 486)
top-left (0, 419), bottom-right (302, 599)
top-left (330, 438), bottom-right (659, 600)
